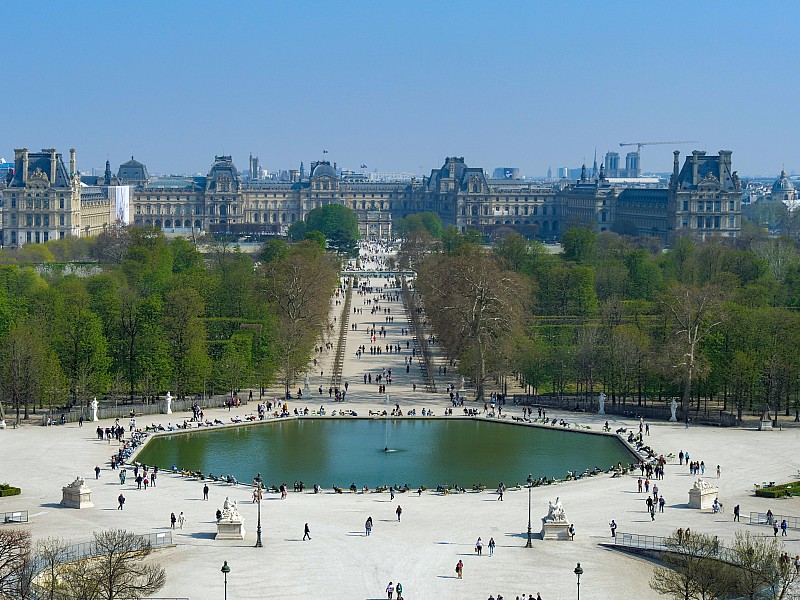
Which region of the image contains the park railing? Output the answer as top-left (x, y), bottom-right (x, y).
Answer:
top-left (1, 509), bottom-right (28, 524)
top-left (750, 512), bottom-right (800, 530)
top-left (614, 531), bottom-right (732, 563)
top-left (39, 395), bottom-right (249, 426)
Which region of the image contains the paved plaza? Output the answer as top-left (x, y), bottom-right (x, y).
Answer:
top-left (2, 247), bottom-right (800, 599)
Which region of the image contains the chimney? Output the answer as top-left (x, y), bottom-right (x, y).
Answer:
top-left (21, 148), bottom-right (29, 183)
top-left (70, 148), bottom-right (76, 176)
top-left (43, 148), bottom-right (57, 184)
top-left (718, 150), bottom-right (732, 185)
top-left (692, 150), bottom-right (701, 186)
top-left (673, 151), bottom-right (680, 180)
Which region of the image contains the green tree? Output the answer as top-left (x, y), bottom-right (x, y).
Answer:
top-left (562, 227), bottom-right (596, 263)
top-left (163, 287), bottom-right (211, 399)
top-left (304, 204), bottom-right (360, 253)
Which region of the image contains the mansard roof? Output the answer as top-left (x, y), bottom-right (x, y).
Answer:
top-left (9, 150), bottom-right (71, 188)
top-left (676, 151), bottom-right (735, 191)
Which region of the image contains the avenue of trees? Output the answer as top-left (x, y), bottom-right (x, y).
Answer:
top-left (403, 225), bottom-right (800, 421)
top-left (0, 226), bottom-right (341, 419)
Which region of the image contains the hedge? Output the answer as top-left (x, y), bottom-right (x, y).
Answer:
top-left (0, 483), bottom-right (21, 497)
top-left (755, 481), bottom-right (800, 499)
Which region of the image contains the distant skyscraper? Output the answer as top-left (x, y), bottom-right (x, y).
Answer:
top-left (547, 166), bottom-right (552, 180)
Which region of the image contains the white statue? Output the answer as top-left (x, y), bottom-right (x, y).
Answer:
top-left (165, 391), bottom-right (173, 415)
top-left (221, 496), bottom-right (241, 520)
top-left (692, 478), bottom-right (714, 491)
top-left (68, 476), bottom-right (86, 489)
top-left (598, 392), bottom-right (606, 415)
top-left (303, 373), bottom-right (311, 394)
top-left (91, 398), bottom-right (99, 422)
top-left (546, 497), bottom-right (567, 522)
top-left (669, 399), bottom-right (678, 422)
top-left (459, 375), bottom-right (465, 391)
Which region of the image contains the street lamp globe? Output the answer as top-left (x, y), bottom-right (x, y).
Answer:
top-left (221, 561), bottom-right (230, 600)
top-left (574, 562), bottom-right (583, 600)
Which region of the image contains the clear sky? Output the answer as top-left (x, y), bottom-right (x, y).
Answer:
top-left (3, 1), bottom-right (797, 178)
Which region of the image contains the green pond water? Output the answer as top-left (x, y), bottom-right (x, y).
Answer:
top-left (136, 418), bottom-right (636, 488)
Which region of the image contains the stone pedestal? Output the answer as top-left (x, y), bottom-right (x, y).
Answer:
top-left (541, 520), bottom-right (571, 540)
top-left (61, 477), bottom-right (94, 509)
top-left (216, 518), bottom-right (246, 540)
top-left (759, 420), bottom-right (774, 431)
top-left (215, 496), bottom-right (245, 539)
top-left (0, 420), bottom-right (6, 429)
top-left (688, 479), bottom-right (718, 509)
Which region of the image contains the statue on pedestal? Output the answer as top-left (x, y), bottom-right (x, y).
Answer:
top-left (459, 375), bottom-right (465, 392)
top-left (598, 392), bottom-right (606, 415)
top-left (91, 398), bottom-right (99, 422)
top-left (669, 399), bottom-right (678, 422)
top-left (62, 475), bottom-right (94, 508)
top-left (165, 391), bottom-right (172, 415)
top-left (545, 497), bottom-right (567, 523)
top-left (303, 374), bottom-right (311, 395)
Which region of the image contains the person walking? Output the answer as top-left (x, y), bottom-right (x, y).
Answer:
top-left (365, 516), bottom-right (373, 536)
top-left (386, 581), bottom-right (395, 599)
top-left (488, 537), bottom-right (495, 556)
top-left (476, 537), bottom-right (483, 556)
top-left (95, 465), bottom-right (101, 479)
top-left (733, 504), bottom-right (740, 522)
top-left (774, 521), bottom-right (779, 537)
top-left (390, 487), bottom-right (395, 501)
top-left (79, 415), bottom-right (83, 427)
top-left (303, 522), bottom-right (311, 540)
top-left (782, 519), bottom-right (788, 536)
top-left (117, 493), bottom-right (125, 510)
top-left (396, 505), bottom-right (402, 521)
top-left (170, 512), bottom-right (176, 529)
top-left (203, 484), bottom-right (209, 500)
top-left (717, 464), bottom-right (721, 478)
top-left (455, 559), bottom-right (463, 579)
top-left (610, 519), bottom-right (617, 537)
top-left (178, 511), bottom-right (185, 529)
top-left (395, 582), bottom-right (402, 599)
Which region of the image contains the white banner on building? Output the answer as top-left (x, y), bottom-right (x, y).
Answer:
top-left (109, 186), bottom-right (131, 225)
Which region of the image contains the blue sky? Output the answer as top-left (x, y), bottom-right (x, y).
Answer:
top-left (3, 1), bottom-right (797, 177)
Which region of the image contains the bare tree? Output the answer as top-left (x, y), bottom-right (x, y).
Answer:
top-left (0, 528), bottom-right (32, 598)
top-left (650, 529), bottom-right (732, 600)
top-left (34, 537), bottom-right (70, 600)
top-left (417, 248), bottom-right (531, 401)
top-left (728, 531), bottom-right (799, 600)
top-left (91, 529), bottom-right (166, 600)
top-left (662, 283), bottom-right (723, 420)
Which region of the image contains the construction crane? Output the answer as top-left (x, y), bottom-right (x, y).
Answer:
top-left (619, 140), bottom-right (698, 153)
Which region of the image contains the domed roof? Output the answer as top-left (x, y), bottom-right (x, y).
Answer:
top-left (312, 161), bottom-right (337, 178)
top-left (773, 169), bottom-right (794, 192)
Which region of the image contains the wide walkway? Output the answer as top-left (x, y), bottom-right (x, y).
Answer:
top-left (2, 243), bottom-right (800, 599)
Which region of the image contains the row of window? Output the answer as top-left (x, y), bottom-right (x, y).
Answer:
top-left (681, 200), bottom-right (737, 212)
top-left (7, 230), bottom-right (64, 245)
top-left (9, 197), bottom-right (67, 210)
top-left (680, 216), bottom-right (737, 229)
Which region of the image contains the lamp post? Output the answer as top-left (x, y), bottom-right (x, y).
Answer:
top-left (574, 562), bottom-right (583, 600)
top-left (254, 473), bottom-right (263, 548)
top-left (525, 473), bottom-right (533, 548)
top-left (221, 561), bottom-right (230, 600)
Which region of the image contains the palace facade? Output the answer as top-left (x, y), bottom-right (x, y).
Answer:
top-left (0, 149), bottom-right (745, 248)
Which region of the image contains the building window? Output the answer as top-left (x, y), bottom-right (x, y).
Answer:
top-left (43, 215), bottom-right (49, 227)
top-left (682, 200), bottom-right (688, 211)
top-left (26, 215), bottom-right (32, 227)
top-left (60, 215), bottom-right (65, 226)
top-left (728, 216), bottom-right (735, 228)
top-left (26, 232), bottom-right (31, 243)
top-left (729, 200), bottom-right (735, 211)
top-left (59, 232), bottom-right (65, 239)
top-left (714, 201), bottom-right (720, 212)
top-left (59, 198), bottom-right (64, 209)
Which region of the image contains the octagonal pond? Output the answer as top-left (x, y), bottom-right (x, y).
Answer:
top-left (136, 418), bottom-right (637, 488)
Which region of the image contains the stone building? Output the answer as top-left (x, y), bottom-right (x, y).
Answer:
top-left (128, 155), bottom-right (556, 240)
top-left (668, 150), bottom-right (741, 240)
top-left (557, 164), bottom-right (618, 233)
top-left (771, 169), bottom-right (796, 206)
top-left (2, 148), bottom-right (115, 247)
